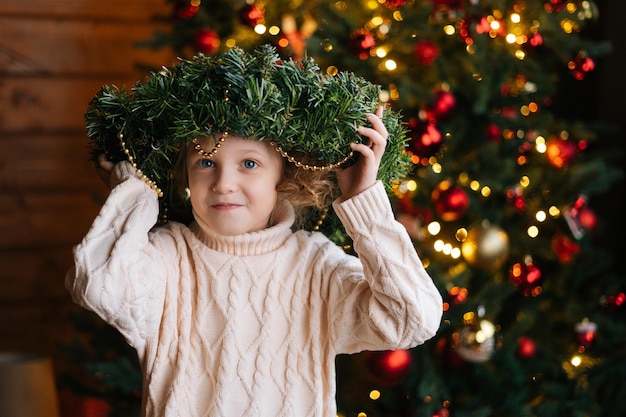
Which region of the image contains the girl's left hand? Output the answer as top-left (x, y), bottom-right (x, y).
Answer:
top-left (336, 106), bottom-right (387, 201)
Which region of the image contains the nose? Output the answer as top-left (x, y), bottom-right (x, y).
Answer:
top-left (211, 167), bottom-right (236, 193)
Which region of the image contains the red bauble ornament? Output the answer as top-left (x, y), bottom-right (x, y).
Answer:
top-left (431, 180), bottom-right (470, 222)
top-left (193, 28), bottom-right (220, 54)
top-left (516, 336), bottom-right (537, 359)
top-left (569, 55), bottom-right (595, 80)
top-left (413, 40), bottom-right (440, 66)
top-left (546, 138), bottom-right (577, 168)
top-left (546, 0), bottom-right (565, 12)
top-left (172, 1), bottom-right (200, 19)
top-left (484, 123), bottom-right (502, 142)
top-left (433, 408), bottom-right (451, 417)
top-left (509, 260), bottom-right (542, 297)
top-left (366, 349), bottom-right (413, 386)
top-left (529, 32), bottom-right (544, 47)
top-left (551, 234), bottom-right (581, 263)
top-left (427, 91), bottom-right (456, 121)
top-left (408, 118), bottom-right (443, 159)
top-left (349, 29), bottom-right (376, 60)
top-left (238, 4), bottom-right (264, 27)
top-left (564, 195), bottom-right (597, 239)
top-left (382, 0), bottom-right (408, 8)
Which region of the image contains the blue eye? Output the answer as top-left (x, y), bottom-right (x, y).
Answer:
top-left (198, 158), bottom-right (214, 168)
top-left (243, 159), bottom-right (258, 169)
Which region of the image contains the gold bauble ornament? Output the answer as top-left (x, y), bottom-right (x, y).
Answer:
top-left (453, 316), bottom-right (498, 363)
top-left (461, 221), bottom-right (510, 268)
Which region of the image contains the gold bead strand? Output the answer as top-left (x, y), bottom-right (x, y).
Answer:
top-left (270, 142), bottom-right (354, 171)
top-left (117, 133), bottom-right (164, 197)
top-left (312, 207), bottom-right (328, 232)
top-left (192, 133), bottom-right (227, 158)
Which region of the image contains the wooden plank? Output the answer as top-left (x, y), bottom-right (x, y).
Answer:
top-left (0, 17), bottom-right (175, 76)
top-left (0, 191), bottom-right (106, 249)
top-left (0, 77), bottom-right (139, 132)
top-left (0, 132), bottom-right (111, 191)
top-left (0, 301), bottom-right (81, 360)
top-left (0, 0), bottom-right (173, 21)
top-left (0, 248), bottom-right (74, 301)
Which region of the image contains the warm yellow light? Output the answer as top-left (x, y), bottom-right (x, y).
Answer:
top-left (375, 47), bottom-right (387, 58)
top-left (510, 13), bottom-right (521, 23)
top-left (481, 186), bottom-right (491, 197)
top-left (476, 319), bottom-right (496, 342)
top-left (571, 355), bottom-right (582, 367)
top-left (561, 19), bottom-right (575, 34)
top-left (520, 176), bottom-right (530, 187)
top-left (443, 25), bottom-right (456, 35)
top-left (535, 210), bottom-right (547, 222)
top-left (254, 24), bottom-right (267, 35)
top-left (371, 16), bottom-right (384, 26)
top-left (428, 221), bottom-right (441, 235)
top-left (268, 26), bottom-right (280, 35)
top-left (384, 59), bottom-right (397, 71)
top-left (527, 225), bottom-right (539, 238)
top-left (369, 390), bottom-right (381, 400)
top-left (535, 137), bottom-right (547, 153)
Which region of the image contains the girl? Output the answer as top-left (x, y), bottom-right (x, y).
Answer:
top-left (67, 45), bottom-right (442, 417)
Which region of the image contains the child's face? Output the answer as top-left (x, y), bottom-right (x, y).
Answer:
top-left (186, 135), bottom-right (283, 236)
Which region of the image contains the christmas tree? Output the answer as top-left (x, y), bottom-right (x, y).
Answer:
top-left (67, 1), bottom-right (625, 416)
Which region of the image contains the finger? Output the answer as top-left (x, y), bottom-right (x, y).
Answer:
top-left (365, 113), bottom-right (388, 140)
top-left (358, 125), bottom-right (386, 149)
top-left (97, 153), bottom-right (115, 171)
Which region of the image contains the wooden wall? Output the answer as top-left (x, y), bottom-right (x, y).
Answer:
top-left (0, 0), bottom-right (174, 369)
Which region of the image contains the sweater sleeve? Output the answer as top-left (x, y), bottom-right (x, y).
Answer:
top-left (327, 181), bottom-right (443, 354)
top-left (65, 162), bottom-right (166, 349)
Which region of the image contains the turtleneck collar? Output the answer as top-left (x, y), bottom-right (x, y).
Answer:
top-left (188, 201), bottom-right (296, 256)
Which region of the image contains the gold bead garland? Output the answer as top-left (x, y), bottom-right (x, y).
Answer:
top-left (312, 207), bottom-right (328, 232)
top-left (118, 133), bottom-right (164, 197)
top-left (191, 133), bottom-right (353, 171)
top-left (192, 133), bottom-right (227, 158)
top-left (270, 142), bottom-right (354, 171)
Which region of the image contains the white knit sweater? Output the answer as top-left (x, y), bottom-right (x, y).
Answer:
top-left (66, 162), bottom-right (442, 417)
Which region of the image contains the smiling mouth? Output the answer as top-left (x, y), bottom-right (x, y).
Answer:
top-left (211, 203), bottom-right (241, 210)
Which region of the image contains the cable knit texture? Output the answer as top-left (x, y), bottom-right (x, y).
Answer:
top-left (66, 161), bottom-right (443, 417)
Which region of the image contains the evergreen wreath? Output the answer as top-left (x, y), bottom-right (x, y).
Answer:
top-left (85, 44), bottom-right (411, 239)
